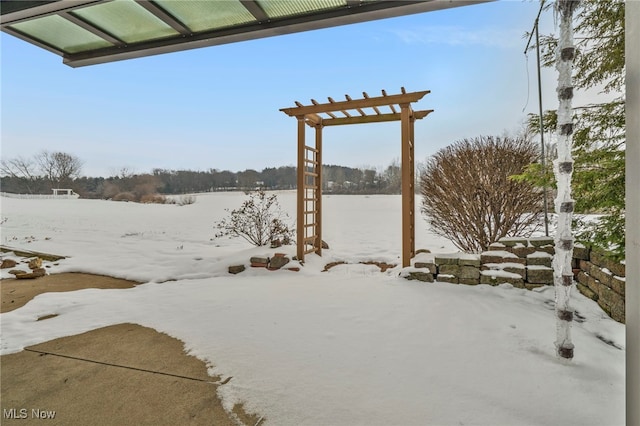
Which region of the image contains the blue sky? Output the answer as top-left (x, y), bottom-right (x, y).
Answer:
top-left (1, 0), bottom-right (564, 177)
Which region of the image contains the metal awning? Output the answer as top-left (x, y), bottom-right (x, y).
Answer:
top-left (1, 0), bottom-right (491, 67)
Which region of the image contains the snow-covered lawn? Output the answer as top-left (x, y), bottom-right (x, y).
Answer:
top-left (0, 192), bottom-right (625, 425)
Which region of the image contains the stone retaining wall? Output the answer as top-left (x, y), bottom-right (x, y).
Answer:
top-left (573, 247), bottom-right (625, 323)
top-left (409, 236), bottom-right (556, 289)
top-left (407, 237), bottom-right (626, 323)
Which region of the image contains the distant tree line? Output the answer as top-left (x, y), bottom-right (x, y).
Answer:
top-left (1, 151), bottom-right (406, 199)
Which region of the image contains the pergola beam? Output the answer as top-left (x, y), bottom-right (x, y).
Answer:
top-left (281, 90), bottom-right (430, 116)
top-left (305, 114), bottom-right (323, 126)
top-left (312, 99), bottom-right (337, 119)
top-left (364, 92), bottom-right (382, 115)
top-left (321, 109), bottom-right (433, 126)
top-left (345, 94), bottom-right (366, 116)
top-left (296, 101), bottom-right (323, 126)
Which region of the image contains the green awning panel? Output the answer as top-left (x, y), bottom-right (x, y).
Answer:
top-left (257, 0), bottom-right (347, 19)
top-left (73, 0), bottom-right (178, 44)
top-left (9, 14), bottom-right (113, 54)
top-left (158, 1), bottom-right (256, 33)
top-left (1, 0), bottom-right (491, 67)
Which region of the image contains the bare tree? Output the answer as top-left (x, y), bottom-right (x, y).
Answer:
top-left (383, 158), bottom-right (401, 193)
top-left (36, 151), bottom-right (83, 188)
top-left (110, 166), bottom-right (136, 180)
top-left (0, 156), bottom-right (39, 193)
top-left (419, 135), bottom-right (543, 252)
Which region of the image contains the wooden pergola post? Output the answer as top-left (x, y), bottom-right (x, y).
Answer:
top-left (315, 123), bottom-right (323, 256)
top-left (400, 103), bottom-right (416, 267)
top-left (282, 88), bottom-right (432, 266)
top-left (410, 113), bottom-right (416, 258)
top-left (296, 116), bottom-right (306, 261)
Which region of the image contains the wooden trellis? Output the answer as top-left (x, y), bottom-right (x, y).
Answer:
top-left (280, 88), bottom-right (432, 267)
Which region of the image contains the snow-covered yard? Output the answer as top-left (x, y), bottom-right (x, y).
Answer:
top-left (0, 192), bottom-right (625, 425)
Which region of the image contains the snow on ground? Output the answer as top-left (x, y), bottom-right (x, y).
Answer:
top-left (0, 192), bottom-right (625, 425)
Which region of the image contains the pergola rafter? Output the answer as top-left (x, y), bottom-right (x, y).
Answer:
top-left (281, 87), bottom-right (432, 266)
top-left (281, 89), bottom-right (431, 123)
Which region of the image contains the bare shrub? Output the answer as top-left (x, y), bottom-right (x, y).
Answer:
top-left (419, 135), bottom-right (543, 252)
top-left (177, 195), bottom-right (196, 206)
top-left (140, 194), bottom-right (168, 204)
top-left (102, 181), bottom-right (121, 199)
top-left (132, 174), bottom-right (163, 200)
top-left (214, 190), bottom-right (294, 246)
top-left (112, 192), bottom-right (136, 202)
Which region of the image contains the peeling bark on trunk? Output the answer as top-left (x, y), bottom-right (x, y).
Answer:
top-left (553, 0), bottom-right (580, 360)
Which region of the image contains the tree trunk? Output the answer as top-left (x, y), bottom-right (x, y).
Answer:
top-left (553, 0), bottom-right (580, 360)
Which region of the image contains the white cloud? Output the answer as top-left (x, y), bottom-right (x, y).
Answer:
top-left (391, 25), bottom-right (525, 49)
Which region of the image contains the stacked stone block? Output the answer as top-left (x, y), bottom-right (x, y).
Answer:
top-left (458, 254), bottom-right (481, 285)
top-left (574, 246), bottom-right (625, 323)
top-left (432, 253), bottom-right (482, 285)
top-left (481, 267), bottom-right (526, 288)
top-left (480, 249), bottom-right (525, 287)
top-left (486, 238), bottom-right (555, 289)
top-left (409, 255), bottom-right (437, 282)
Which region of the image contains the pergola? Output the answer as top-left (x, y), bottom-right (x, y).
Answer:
top-left (280, 88), bottom-right (432, 267)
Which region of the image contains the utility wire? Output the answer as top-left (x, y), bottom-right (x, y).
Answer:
top-left (522, 52), bottom-right (531, 112)
top-left (524, 0), bottom-right (550, 237)
top-left (525, 0), bottom-right (547, 54)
